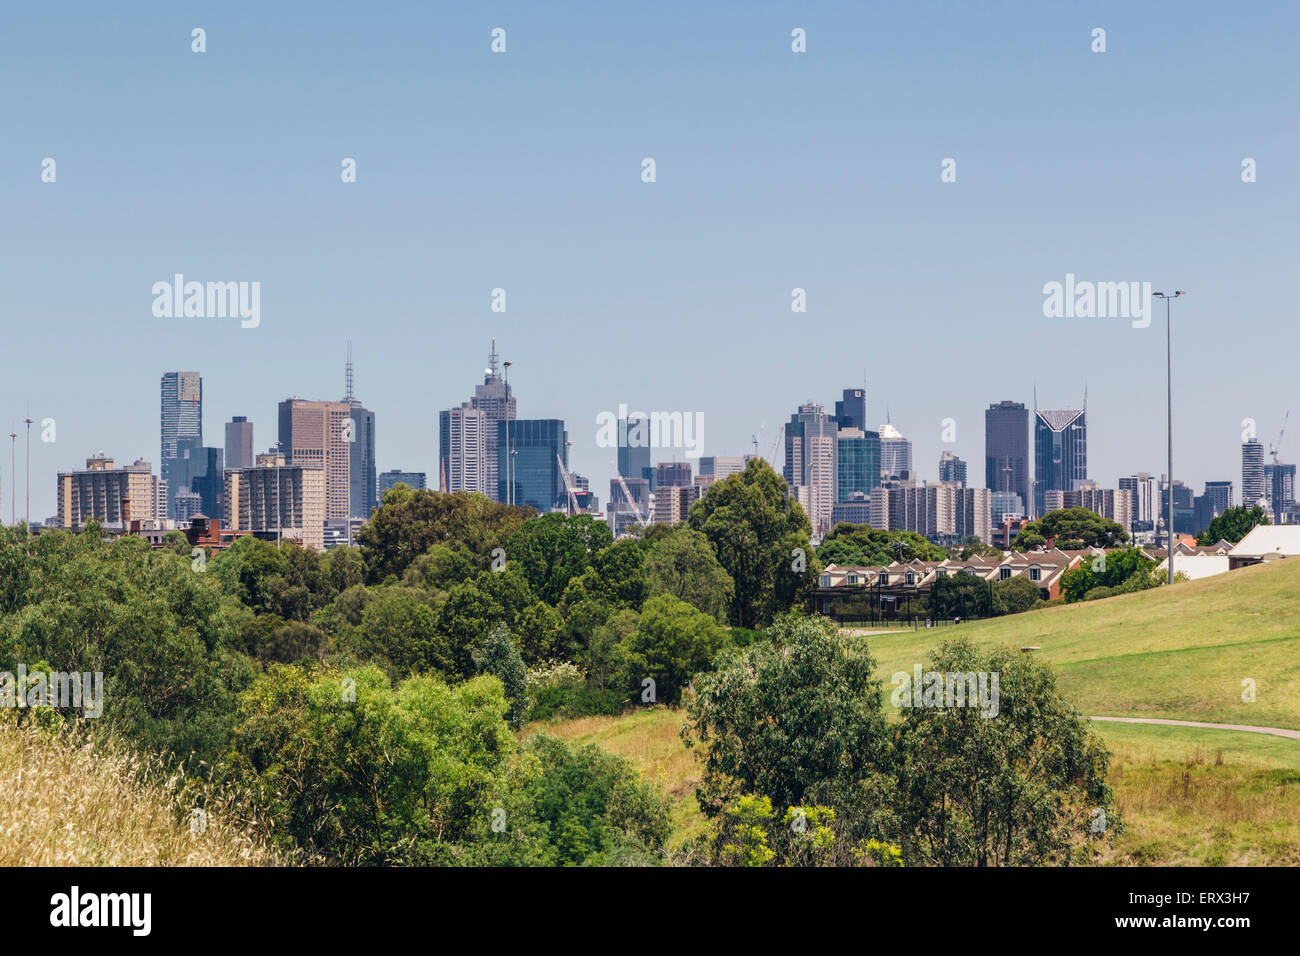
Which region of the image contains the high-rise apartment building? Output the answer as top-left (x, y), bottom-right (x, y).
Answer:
top-left (160, 371), bottom-right (202, 519)
top-left (652, 484), bottom-right (699, 527)
top-left (1119, 473), bottom-right (1158, 526)
top-left (1265, 464), bottom-right (1295, 523)
top-left (1034, 408), bottom-right (1087, 518)
top-left (698, 456), bottom-right (745, 479)
top-left (57, 456), bottom-right (166, 528)
top-left (224, 460), bottom-right (326, 552)
top-left (784, 401), bottom-right (838, 534)
top-left (939, 451), bottom-right (967, 488)
top-left (278, 399), bottom-right (352, 520)
top-left (1242, 440), bottom-right (1266, 509)
top-left (224, 416), bottom-right (254, 471)
top-left (342, 346), bottom-right (377, 519)
top-left (499, 419), bottom-right (567, 512)
top-left (985, 401), bottom-right (1030, 513)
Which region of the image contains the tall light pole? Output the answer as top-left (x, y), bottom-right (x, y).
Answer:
top-left (502, 361), bottom-right (513, 506)
top-left (24, 409), bottom-right (33, 530)
top-left (1153, 290), bottom-right (1185, 585)
top-left (8, 427), bottom-right (16, 527)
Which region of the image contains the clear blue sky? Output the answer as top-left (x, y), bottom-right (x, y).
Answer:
top-left (3, 1), bottom-right (1298, 521)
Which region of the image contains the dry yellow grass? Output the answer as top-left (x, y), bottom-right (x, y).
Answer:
top-left (0, 716), bottom-right (289, 867)
top-left (526, 707), bottom-right (705, 847)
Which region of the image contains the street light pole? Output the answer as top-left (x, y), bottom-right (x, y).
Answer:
top-left (1153, 290), bottom-right (1185, 585)
top-left (8, 427), bottom-right (16, 527)
top-left (24, 410), bottom-right (32, 530)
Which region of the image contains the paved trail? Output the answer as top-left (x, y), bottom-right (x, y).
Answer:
top-left (1089, 715), bottom-right (1300, 741)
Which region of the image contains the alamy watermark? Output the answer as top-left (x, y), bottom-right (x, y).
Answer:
top-left (889, 665), bottom-right (1000, 718)
top-left (0, 665), bottom-right (103, 718)
top-left (152, 274), bottom-right (260, 328)
top-left (595, 403), bottom-right (703, 457)
top-left (1042, 273), bottom-right (1152, 328)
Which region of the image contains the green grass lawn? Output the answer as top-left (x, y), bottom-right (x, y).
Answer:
top-left (864, 558), bottom-right (1300, 729)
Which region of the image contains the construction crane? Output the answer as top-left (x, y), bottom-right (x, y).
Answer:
top-left (556, 452), bottom-right (581, 515)
top-left (610, 459), bottom-right (650, 529)
top-left (752, 423), bottom-right (765, 459)
top-left (1269, 410), bottom-right (1290, 464)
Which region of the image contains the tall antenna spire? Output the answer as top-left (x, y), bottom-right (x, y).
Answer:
top-left (488, 338), bottom-right (500, 379)
top-left (343, 341), bottom-right (356, 404)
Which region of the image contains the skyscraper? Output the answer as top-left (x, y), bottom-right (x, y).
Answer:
top-left (1242, 441), bottom-right (1266, 509)
top-left (499, 419), bottom-right (567, 511)
top-left (939, 451), bottom-right (967, 488)
top-left (378, 470), bottom-right (427, 500)
top-left (173, 437), bottom-right (224, 518)
top-left (224, 416), bottom-right (254, 471)
top-left (278, 399), bottom-right (352, 520)
top-left (1119, 473), bottom-right (1158, 526)
top-left (1034, 408), bottom-right (1087, 517)
top-left (342, 346), bottom-right (377, 519)
top-left (834, 388), bottom-right (867, 432)
top-left (784, 401), bottom-right (838, 534)
top-left (160, 371), bottom-right (202, 519)
top-left (878, 422), bottom-right (912, 480)
top-left (655, 462), bottom-right (692, 488)
top-left (836, 428), bottom-right (881, 503)
top-left (618, 414), bottom-right (652, 480)
top-left (985, 400), bottom-right (1030, 511)
top-left (1265, 463), bottom-right (1295, 523)
top-left (472, 341), bottom-right (515, 502)
top-left (440, 403), bottom-right (488, 494)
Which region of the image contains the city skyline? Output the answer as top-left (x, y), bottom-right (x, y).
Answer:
top-left (5, 4), bottom-right (1299, 522)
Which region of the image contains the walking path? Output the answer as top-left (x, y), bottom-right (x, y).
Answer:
top-left (1089, 715), bottom-right (1300, 741)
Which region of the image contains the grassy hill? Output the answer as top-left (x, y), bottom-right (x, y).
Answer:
top-left (535, 562), bottom-right (1300, 864)
top-left (870, 558), bottom-right (1300, 729)
top-left (0, 718), bottom-right (287, 866)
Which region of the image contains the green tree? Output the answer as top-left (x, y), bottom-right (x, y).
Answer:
top-left (928, 572), bottom-right (994, 619)
top-left (1012, 508), bottom-right (1127, 551)
top-left (887, 639), bottom-right (1118, 865)
top-left (991, 575), bottom-right (1041, 615)
top-left (613, 594), bottom-right (728, 704)
top-left (472, 622), bottom-right (528, 728)
top-left (506, 512), bottom-right (613, 606)
top-left (685, 613), bottom-right (888, 815)
top-left (1197, 504), bottom-right (1269, 545)
top-left (644, 529), bottom-right (735, 622)
top-left (360, 587), bottom-right (449, 675)
top-left (688, 459), bottom-right (818, 627)
top-left (817, 524), bottom-right (949, 567)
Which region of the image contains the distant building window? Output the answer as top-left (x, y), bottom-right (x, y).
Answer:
top-left (879, 573), bottom-right (888, 585)
top-left (1000, 567), bottom-right (1012, 580)
top-left (935, 569), bottom-right (947, 578)
top-left (820, 574), bottom-right (831, 587)
top-left (905, 572), bottom-right (915, 585)
top-left (1029, 567), bottom-right (1041, 581)
top-left (847, 574), bottom-right (858, 585)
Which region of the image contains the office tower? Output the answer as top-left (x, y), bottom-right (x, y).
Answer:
top-left (57, 456), bottom-right (166, 528)
top-left (698, 456), bottom-right (745, 479)
top-left (1119, 473), bottom-right (1158, 526)
top-left (472, 341), bottom-right (516, 501)
top-left (1203, 480), bottom-right (1233, 517)
top-left (984, 401), bottom-right (1030, 512)
top-left (878, 422), bottom-right (912, 480)
top-left (378, 470), bottom-right (427, 501)
top-left (224, 462), bottom-right (327, 552)
top-left (225, 416), bottom-right (254, 471)
top-left (278, 399), bottom-right (352, 520)
top-left (499, 419), bottom-right (567, 511)
top-left (172, 437), bottom-right (224, 518)
top-left (784, 401), bottom-right (838, 534)
top-left (160, 372), bottom-right (202, 519)
top-left (1265, 464), bottom-right (1295, 523)
top-left (1033, 408), bottom-right (1086, 517)
top-left (1160, 478), bottom-right (1196, 536)
top-left (656, 462), bottom-right (692, 488)
top-left (836, 427), bottom-right (881, 502)
top-left (618, 414), bottom-right (652, 479)
top-left (1078, 484), bottom-right (1134, 537)
top-left (342, 346), bottom-right (378, 519)
top-left (960, 487), bottom-right (993, 544)
top-left (834, 388), bottom-right (867, 432)
top-left (990, 491), bottom-right (1025, 524)
top-left (1241, 441), bottom-right (1266, 509)
top-left (939, 451), bottom-right (967, 488)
